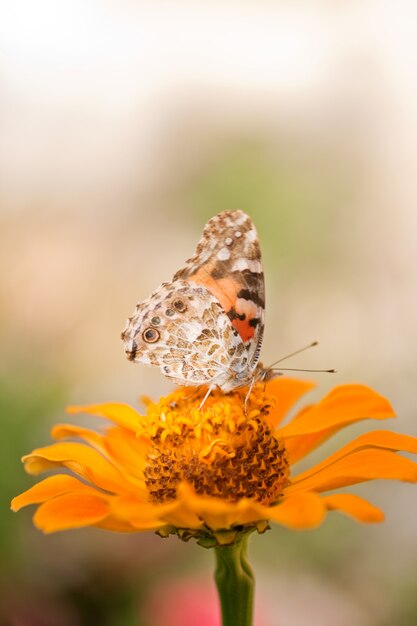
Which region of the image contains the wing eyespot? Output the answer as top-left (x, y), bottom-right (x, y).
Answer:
top-left (151, 316), bottom-right (161, 325)
top-left (172, 298), bottom-right (187, 313)
top-left (142, 327), bottom-right (160, 343)
top-left (165, 308), bottom-right (175, 317)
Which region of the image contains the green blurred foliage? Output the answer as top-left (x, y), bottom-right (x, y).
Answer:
top-left (0, 370), bottom-right (67, 566)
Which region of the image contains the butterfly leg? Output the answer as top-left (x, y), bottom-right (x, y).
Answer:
top-left (199, 383), bottom-right (216, 410)
top-left (244, 376), bottom-right (257, 415)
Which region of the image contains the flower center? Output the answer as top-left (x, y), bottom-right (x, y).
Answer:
top-left (139, 386), bottom-right (290, 505)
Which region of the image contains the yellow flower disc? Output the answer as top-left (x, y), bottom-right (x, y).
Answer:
top-left (139, 386), bottom-right (290, 505)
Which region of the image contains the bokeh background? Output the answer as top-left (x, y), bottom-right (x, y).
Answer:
top-left (2, 2), bottom-right (417, 625)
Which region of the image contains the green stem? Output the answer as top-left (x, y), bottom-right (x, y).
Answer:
top-left (214, 533), bottom-right (254, 626)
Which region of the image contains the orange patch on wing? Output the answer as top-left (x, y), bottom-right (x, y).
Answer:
top-left (187, 267), bottom-right (239, 312)
top-left (187, 265), bottom-right (259, 343)
top-left (231, 317), bottom-right (255, 342)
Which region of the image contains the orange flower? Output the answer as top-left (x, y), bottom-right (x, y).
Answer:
top-left (11, 379), bottom-right (417, 545)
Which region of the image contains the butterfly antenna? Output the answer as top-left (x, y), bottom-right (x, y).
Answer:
top-left (270, 367), bottom-right (336, 373)
top-left (266, 341), bottom-right (319, 369)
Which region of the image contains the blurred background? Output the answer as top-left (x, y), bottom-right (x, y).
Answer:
top-left (2, 1), bottom-right (417, 624)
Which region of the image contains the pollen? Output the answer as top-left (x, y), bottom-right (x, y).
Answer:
top-left (139, 385), bottom-right (290, 505)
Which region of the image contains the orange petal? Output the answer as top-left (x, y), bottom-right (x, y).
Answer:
top-left (94, 517), bottom-right (139, 532)
top-left (53, 424), bottom-right (149, 489)
top-left (103, 427), bottom-right (150, 477)
top-left (176, 484), bottom-right (265, 529)
top-left (285, 429), bottom-right (335, 465)
top-left (278, 384), bottom-right (395, 440)
top-left (291, 430), bottom-right (417, 487)
top-left (266, 492), bottom-right (326, 529)
top-left (34, 492), bottom-right (110, 533)
top-left (174, 484), bottom-right (324, 531)
top-left (52, 424), bottom-right (105, 448)
top-left (321, 493), bottom-right (384, 523)
top-left (265, 378), bottom-right (316, 428)
top-left (112, 492), bottom-right (203, 530)
top-left (66, 403), bottom-right (141, 432)
top-left (22, 442), bottom-right (138, 493)
top-left (11, 475), bottom-right (100, 511)
top-left (287, 448), bottom-right (417, 494)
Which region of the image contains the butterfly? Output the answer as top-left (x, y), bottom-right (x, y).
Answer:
top-left (121, 210), bottom-right (268, 398)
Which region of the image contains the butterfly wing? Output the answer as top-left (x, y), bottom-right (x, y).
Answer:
top-left (173, 210), bottom-right (265, 368)
top-left (121, 280), bottom-right (247, 388)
